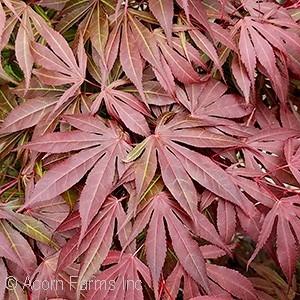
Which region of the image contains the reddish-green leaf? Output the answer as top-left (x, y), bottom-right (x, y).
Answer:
top-left (0, 96), bottom-right (59, 134)
top-left (15, 10), bottom-right (33, 93)
top-left (149, 0), bottom-right (173, 45)
top-left (120, 18), bottom-right (145, 102)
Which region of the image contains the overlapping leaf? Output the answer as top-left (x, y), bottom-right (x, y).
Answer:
top-left (0, 1), bottom-right (300, 299)
top-left (284, 137), bottom-right (300, 184)
top-left (91, 81), bottom-right (151, 136)
top-left (236, 11), bottom-right (300, 103)
top-left (0, 201), bottom-right (37, 276)
top-left (178, 78), bottom-right (253, 119)
top-left (121, 191), bottom-right (230, 297)
top-left (30, 12), bottom-right (87, 112)
top-left (0, 95), bottom-right (60, 134)
top-left (56, 196), bottom-right (134, 299)
top-left (19, 114), bottom-right (132, 238)
top-left (29, 252), bottom-right (81, 300)
top-left (165, 246), bottom-right (258, 300)
top-left (85, 250), bottom-right (152, 300)
top-left (125, 111), bottom-right (258, 219)
top-left (248, 195), bottom-right (300, 284)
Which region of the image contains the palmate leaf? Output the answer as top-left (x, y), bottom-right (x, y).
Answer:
top-left (179, 78), bottom-right (252, 119)
top-left (19, 114), bottom-right (132, 238)
top-left (125, 111), bottom-right (258, 220)
top-left (1, 0), bottom-right (300, 299)
top-left (248, 195), bottom-right (300, 284)
top-left (45, 0), bottom-right (113, 90)
top-left (1, 1), bottom-right (87, 98)
top-left (56, 196), bottom-right (134, 299)
top-left (63, 0), bottom-right (113, 89)
top-left (85, 250), bottom-right (151, 300)
top-left (236, 9), bottom-right (300, 103)
top-left (104, 7), bottom-right (215, 98)
top-left (0, 219), bottom-right (37, 276)
top-left (126, 10), bottom-right (177, 96)
top-left (28, 12), bottom-right (87, 113)
top-left (165, 256), bottom-right (257, 299)
top-left (91, 80), bottom-right (151, 136)
top-left (29, 252), bottom-right (81, 300)
top-left (124, 192), bottom-right (232, 297)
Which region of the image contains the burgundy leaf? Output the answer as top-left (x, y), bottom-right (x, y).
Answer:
top-left (19, 146), bottom-right (104, 210)
top-left (0, 220), bottom-right (37, 275)
top-left (30, 12), bottom-right (86, 110)
top-left (231, 53), bottom-right (251, 103)
top-left (248, 195), bottom-right (300, 284)
top-left (217, 199), bottom-right (236, 244)
top-left (205, 264), bottom-right (258, 300)
top-left (86, 251), bottom-right (151, 300)
top-left (238, 22), bottom-right (256, 90)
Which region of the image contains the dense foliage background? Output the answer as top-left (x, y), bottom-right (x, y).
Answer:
top-left (1, 0), bottom-right (300, 299)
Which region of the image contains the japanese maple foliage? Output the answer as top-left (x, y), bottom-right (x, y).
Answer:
top-left (0, 0), bottom-right (300, 299)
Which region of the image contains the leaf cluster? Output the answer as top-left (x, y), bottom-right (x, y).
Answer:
top-left (0, 0), bottom-right (300, 299)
